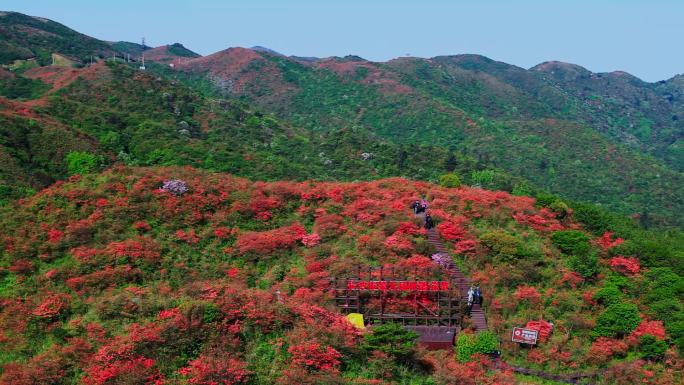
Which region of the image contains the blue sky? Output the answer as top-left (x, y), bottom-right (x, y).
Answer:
top-left (4, 0), bottom-right (683, 81)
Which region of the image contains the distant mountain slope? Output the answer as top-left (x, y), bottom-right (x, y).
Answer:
top-left (176, 48), bottom-right (684, 226)
top-left (0, 11), bottom-right (201, 67)
top-left (0, 11), bottom-right (116, 65)
top-left (1, 60), bottom-right (481, 203)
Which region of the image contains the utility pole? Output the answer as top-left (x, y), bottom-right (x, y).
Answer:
top-left (139, 37), bottom-right (147, 70)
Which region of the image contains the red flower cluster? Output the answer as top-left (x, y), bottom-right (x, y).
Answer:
top-left (515, 285), bottom-right (542, 302)
top-left (178, 355), bottom-right (251, 385)
top-left (31, 293), bottom-right (71, 319)
top-left (106, 237), bottom-right (161, 263)
top-left (235, 223), bottom-right (306, 254)
top-left (287, 342), bottom-right (342, 372)
top-left (559, 270), bottom-right (584, 289)
top-left (609, 256), bottom-right (641, 275)
top-left (437, 218), bottom-right (468, 241)
top-left (454, 239), bottom-right (478, 254)
top-left (512, 209), bottom-right (563, 232)
top-left (301, 233), bottom-right (321, 247)
top-left (628, 320), bottom-right (666, 343)
top-left (525, 320), bottom-right (553, 342)
top-left (175, 229), bottom-right (200, 244)
top-left (587, 337), bottom-right (628, 364)
top-left (46, 229), bottom-right (64, 243)
top-left (597, 232), bottom-right (624, 250)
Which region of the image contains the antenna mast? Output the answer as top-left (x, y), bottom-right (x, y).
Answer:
top-left (139, 37), bottom-right (146, 70)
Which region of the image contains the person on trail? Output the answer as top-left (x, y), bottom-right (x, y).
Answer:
top-left (424, 213), bottom-right (434, 229)
top-left (474, 285), bottom-right (483, 306)
top-left (467, 286), bottom-right (475, 315)
top-left (421, 198), bottom-right (428, 212)
top-left (411, 200), bottom-right (420, 214)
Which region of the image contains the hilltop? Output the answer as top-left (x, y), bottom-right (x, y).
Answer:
top-left (175, 47), bottom-right (684, 227)
top-left (0, 166), bottom-right (681, 384)
top-left (1, 11), bottom-right (683, 226)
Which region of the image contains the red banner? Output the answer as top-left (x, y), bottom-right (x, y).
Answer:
top-left (346, 280), bottom-right (449, 291)
top-left (511, 327), bottom-right (538, 345)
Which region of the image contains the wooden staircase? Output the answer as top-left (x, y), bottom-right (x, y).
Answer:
top-left (421, 213), bottom-right (489, 332)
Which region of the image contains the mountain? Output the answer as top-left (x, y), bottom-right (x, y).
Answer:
top-left (0, 166), bottom-right (681, 384)
top-left (175, 48), bottom-right (684, 227)
top-left (0, 11), bottom-right (200, 67)
top-left (1, 58), bottom-right (482, 204)
top-left (0, 11), bottom-right (117, 65)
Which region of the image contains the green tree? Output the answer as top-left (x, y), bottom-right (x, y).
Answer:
top-left (638, 335), bottom-right (668, 361)
top-left (593, 303), bottom-right (641, 338)
top-left (65, 151), bottom-right (101, 175)
top-left (552, 230), bottom-right (591, 256)
top-left (362, 323), bottom-right (418, 360)
top-left (456, 331), bottom-right (499, 362)
top-left (569, 252), bottom-right (600, 278)
top-left (439, 173), bottom-right (461, 188)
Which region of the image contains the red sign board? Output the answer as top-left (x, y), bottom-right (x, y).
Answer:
top-left (346, 280), bottom-right (449, 292)
top-left (512, 327), bottom-right (538, 345)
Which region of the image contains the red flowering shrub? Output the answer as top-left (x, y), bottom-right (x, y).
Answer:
top-left (628, 320), bottom-right (667, 344)
top-left (105, 237), bottom-right (161, 263)
top-left (514, 286), bottom-right (541, 302)
top-left (399, 255), bottom-right (434, 269)
top-left (395, 221), bottom-right (420, 235)
top-left (235, 223), bottom-right (306, 255)
top-left (526, 349), bottom-right (548, 365)
top-left (313, 214), bottom-right (346, 239)
top-left (66, 265), bottom-right (142, 294)
top-left (8, 259), bottom-right (34, 274)
top-left (525, 320), bottom-right (553, 342)
top-left (454, 239), bottom-right (478, 254)
top-left (512, 209), bottom-right (564, 232)
top-left (383, 234), bottom-right (414, 254)
top-left (255, 211), bottom-right (272, 221)
top-left (84, 355), bottom-right (164, 385)
top-left (133, 221), bottom-right (152, 232)
top-left (437, 218), bottom-right (468, 241)
top-left (178, 355), bottom-right (251, 385)
top-left (301, 233), bottom-right (321, 247)
top-left (47, 229), bottom-right (64, 243)
top-left (32, 293), bottom-right (71, 319)
top-left (175, 229), bottom-right (200, 244)
top-left (586, 337), bottom-right (628, 364)
top-left (609, 256), bottom-right (641, 275)
top-left (597, 232), bottom-right (624, 250)
top-left (287, 342), bottom-right (342, 373)
top-left (213, 226), bottom-right (234, 239)
top-left (559, 270), bottom-right (584, 289)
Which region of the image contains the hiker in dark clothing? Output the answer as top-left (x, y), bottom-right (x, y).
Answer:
top-left (424, 213), bottom-right (434, 229)
top-left (473, 286), bottom-right (483, 306)
top-left (411, 200), bottom-right (421, 214)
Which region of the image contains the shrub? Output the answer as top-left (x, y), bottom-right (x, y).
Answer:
top-left (593, 303), bottom-right (641, 338)
top-left (456, 331), bottom-right (499, 362)
top-left (668, 320), bottom-right (684, 352)
top-left (161, 179), bottom-right (189, 196)
top-left (362, 323), bottom-right (418, 360)
top-left (288, 342), bottom-right (342, 373)
top-left (593, 285), bottom-right (623, 306)
top-left (439, 173), bottom-right (461, 188)
top-left (479, 230), bottom-right (522, 260)
top-left (66, 151), bottom-right (101, 175)
top-left (178, 355), bottom-right (251, 384)
top-left (638, 335), bottom-right (668, 361)
top-left (572, 203), bottom-right (612, 235)
top-left (568, 252), bottom-right (599, 278)
top-left (551, 230), bottom-right (591, 256)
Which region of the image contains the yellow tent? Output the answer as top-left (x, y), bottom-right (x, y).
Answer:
top-left (346, 313), bottom-right (365, 329)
